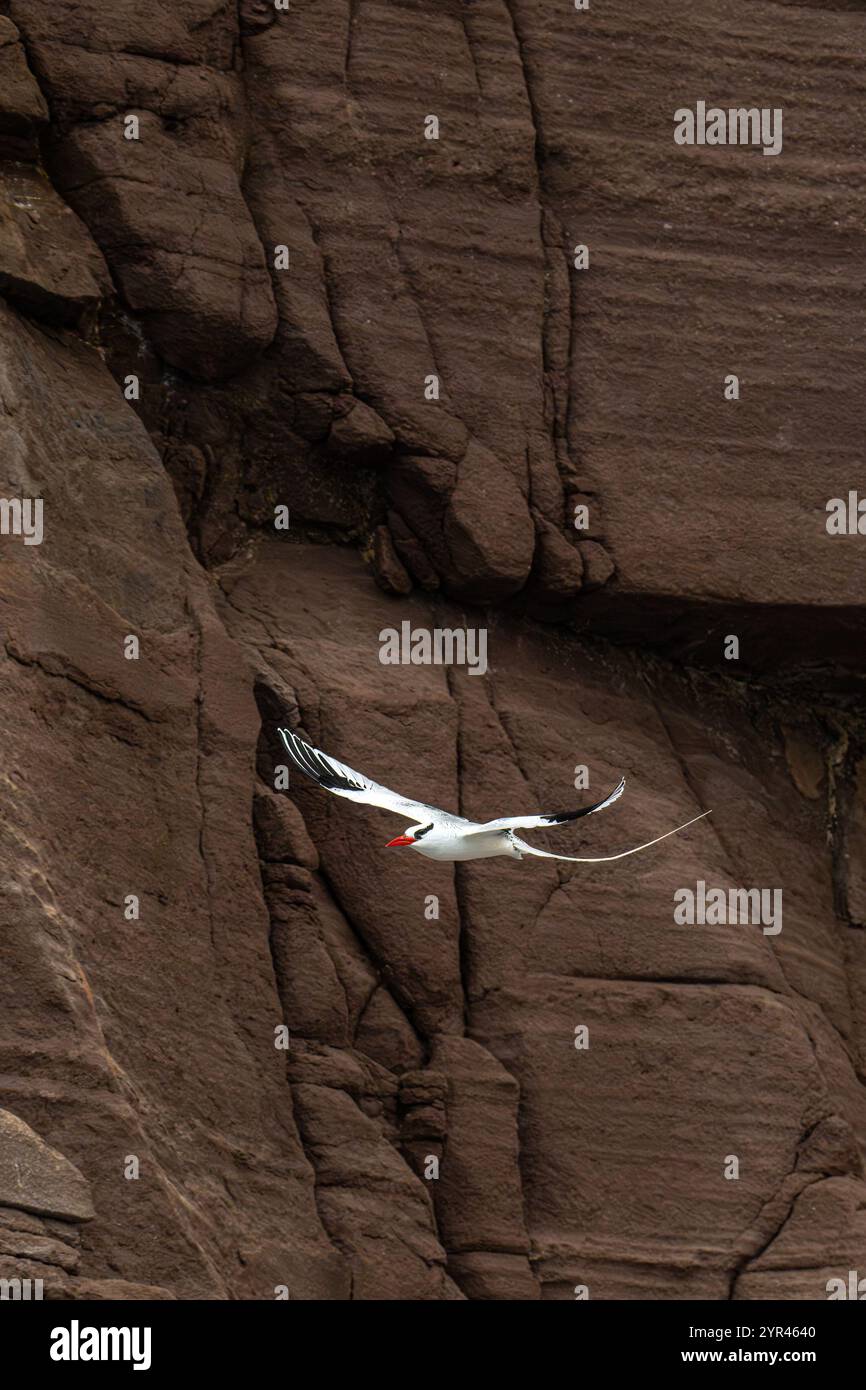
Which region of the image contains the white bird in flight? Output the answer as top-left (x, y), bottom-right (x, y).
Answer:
top-left (277, 728), bottom-right (710, 865)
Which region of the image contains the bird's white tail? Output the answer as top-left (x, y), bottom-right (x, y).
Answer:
top-left (513, 810), bottom-right (711, 863)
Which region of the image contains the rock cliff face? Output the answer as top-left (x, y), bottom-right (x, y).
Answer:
top-left (0, 0), bottom-right (864, 1300)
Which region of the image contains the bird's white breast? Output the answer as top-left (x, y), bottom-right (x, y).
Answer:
top-left (413, 831), bottom-right (518, 862)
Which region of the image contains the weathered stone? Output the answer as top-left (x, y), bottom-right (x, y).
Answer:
top-left (53, 117), bottom-right (278, 378)
top-left (49, 1278), bottom-right (177, 1301)
top-left (0, 18), bottom-right (48, 160)
top-left (529, 519), bottom-right (584, 602)
top-left (387, 510), bottom-right (441, 592)
top-left (577, 539), bottom-right (616, 591)
top-left (448, 1251), bottom-right (539, 1302)
top-left (254, 787), bottom-right (320, 870)
top-left (0, 1228), bottom-right (79, 1272)
top-left (0, 1110), bottom-right (93, 1222)
top-left (327, 401), bottom-right (395, 464)
top-left (0, 163), bottom-right (109, 322)
top-left (0, 0), bottom-right (864, 1307)
top-left (372, 525), bottom-right (413, 596)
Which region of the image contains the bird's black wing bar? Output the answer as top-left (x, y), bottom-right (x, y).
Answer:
top-left (277, 727), bottom-right (474, 824)
top-left (278, 727), bottom-right (370, 796)
top-left (540, 776), bottom-right (626, 824)
top-left (466, 776), bottom-right (626, 834)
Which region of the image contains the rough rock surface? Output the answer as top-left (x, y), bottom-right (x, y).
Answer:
top-left (0, 0), bottom-right (864, 1301)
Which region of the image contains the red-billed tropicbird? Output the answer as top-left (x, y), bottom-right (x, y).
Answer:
top-left (277, 728), bottom-right (710, 865)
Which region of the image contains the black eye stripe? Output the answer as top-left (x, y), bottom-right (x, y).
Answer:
top-left (414, 823), bottom-right (434, 840)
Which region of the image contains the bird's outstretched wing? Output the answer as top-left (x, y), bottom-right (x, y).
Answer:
top-left (465, 776), bottom-right (626, 835)
top-left (277, 728), bottom-right (463, 824)
top-left (512, 810), bottom-right (711, 862)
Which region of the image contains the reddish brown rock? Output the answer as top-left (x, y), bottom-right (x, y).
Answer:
top-left (0, 17), bottom-right (48, 159)
top-left (448, 1251), bottom-right (539, 1301)
top-left (357, 988), bottom-right (425, 1075)
top-left (327, 402), bottom-right (395, 465)
top-left (0, 162), bottom-right (110, 323)
top-left (0, 1227), bottom-right (79, 1272)
top-left (222, 542), bottom-right (866, 1297)
top-left (387, 509), bottom-right (441, 592)
top-left (578, 539), bottom-right (616, 591)
top-left (444, 442), bottom-right (535, 600)
top-left (372, 524), bottom-right (413, 596)
top-left (291, 1081), bottom-right (460, 1300)
top-left (782, 727), bottom-right (826, 803)
top-left (431, 1037), bottom-right (538, 1299)
top-left (734, 1178), bottom-right (866, 1300)
top-left (0, 0), bottom-right (864, 1308)
top-left (51, 1278), bottom-right (178, 1301)
top-left (53, 117), bottom-right (277, 378)
top-left (0, 1109), bottom-right (93, 1223)
top-left (7, 0), bottom-right (866, 647)
top-left (517, 0), bottom-right (866, 659)
top-left (528, 519), bottom-right (584, 602)
top-left (254, 786), bottom-right (320, 871)
top-left (839, 757), bottom-right (866, 929)
top-left (0, 299), bottom-right (347, 1298)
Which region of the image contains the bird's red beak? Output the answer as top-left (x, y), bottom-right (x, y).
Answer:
top-left (385, 835), bottom-right (415, 847)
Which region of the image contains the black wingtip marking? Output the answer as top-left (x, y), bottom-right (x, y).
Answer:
top-left (277, 728), bottom-right (368, 797)
top-left (542, 777), bottom-right (625, 824)
top-left (278, 728), bottom-right (324, 782)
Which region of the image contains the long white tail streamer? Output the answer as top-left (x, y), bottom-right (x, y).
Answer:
top-left (513, 810), bottom-right (712, 863)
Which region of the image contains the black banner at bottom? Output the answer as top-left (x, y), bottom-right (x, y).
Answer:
top-left (0, 1296), bottom-right (859, 1376)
